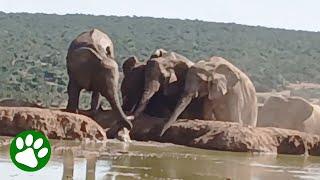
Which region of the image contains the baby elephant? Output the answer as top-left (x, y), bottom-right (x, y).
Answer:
top-left (66, 28), bottom-right (133, 130)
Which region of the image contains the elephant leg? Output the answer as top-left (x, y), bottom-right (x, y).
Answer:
top-left (228, 96), bottom-right (242, 125)
top-left (66, 78), bottom-right (81, 113)
top-left (91, 91), bottom-right (101, 112)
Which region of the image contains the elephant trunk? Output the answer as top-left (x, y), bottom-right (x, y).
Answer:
top-left (134, 89), bottom-right (156, 117)
top-left (109, 91), bottom-right (133, 130)
top-left (160, 93), bottom-right (193, 136)
top-left (134, 80), bottom-right (160, 117)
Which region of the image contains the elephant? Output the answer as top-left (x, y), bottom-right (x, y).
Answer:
top-left (121, 56), bottom-right (180, 118)
top-left (66, 28), bottom-right (133, 130)
top-left (161, 56), bottom-right (258, 136)
top-left (121, 56), bottom-right (146, 113)
top-left (132, 49), bottom-right (195, 118)
top-left (257, 95), bottom-right (320, 135)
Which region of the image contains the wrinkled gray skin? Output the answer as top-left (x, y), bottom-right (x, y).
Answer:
top-left (133, 49), bottom-right (194, 118)
top-left (121, 56), bottom-right (189, 118)
top-left (121, 56), bottom-right (146, 113)
top-left (161, 57), bottom-right (258, 136)
top-left (66, 28), bottom-right (133, 130)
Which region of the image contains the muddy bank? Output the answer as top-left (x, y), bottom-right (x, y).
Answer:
top-left (0, 106), bottom-right (319, 156)
top-left (0, 107), bottom-right (106, 141)
top-left (133, 116), bottom-right (320, 156)
top-left (85, 109), bottom-right (320, 156)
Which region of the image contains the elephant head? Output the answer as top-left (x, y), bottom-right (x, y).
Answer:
top-left (121, 56), bottom-right (146, 113)
top-left (133, 49), bottom-right (190, 117)
top-left (160, 59), bottom-right (240, 136)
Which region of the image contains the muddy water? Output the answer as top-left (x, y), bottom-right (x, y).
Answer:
top-left (0, 137), bottom-right (320, 180)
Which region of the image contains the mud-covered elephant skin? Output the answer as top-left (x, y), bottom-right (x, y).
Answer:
top-left (161, 56), bottom-right (258, 136)
top-left (257, 95), bottom-right (320, 135)
top-left (132, 49), bottom-right (195, 118)
top-left (66, 28), bottom-right (132, 130)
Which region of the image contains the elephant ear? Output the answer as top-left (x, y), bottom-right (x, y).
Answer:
top-left (215, 64), bottom-right (240, 89)
top-left (208, 74), bottom-right (228, 100)
top-left (122, 56), bottom-right (138, 75)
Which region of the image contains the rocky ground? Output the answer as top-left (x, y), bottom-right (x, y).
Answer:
top-left (0, 105), bottom-right (319, 156)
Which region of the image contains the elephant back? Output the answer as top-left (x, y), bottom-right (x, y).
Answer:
top-left (257, 95), bottom-right (313, 130)
top-left (68, 28), bottom-right (114, 59)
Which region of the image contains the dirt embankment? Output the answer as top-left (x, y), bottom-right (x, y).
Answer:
top-left (0, 106), bottom-right (319, 156)
top-left (0, 107), bottom-right (106, 141)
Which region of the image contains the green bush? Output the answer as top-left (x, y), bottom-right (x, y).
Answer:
top-left (1, 12), bottom-right (320, 106)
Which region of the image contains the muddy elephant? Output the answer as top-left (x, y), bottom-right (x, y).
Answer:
top-left (66, 28), bottom-right (132, 129)
top-left (161, 56), bottom-right (258, 136)
top-left (257, 95), bottom-right (320, 135)
top-left (121, 56), bottom-right (183, 118)
top-left (132, 49), bottom-right (195, 118)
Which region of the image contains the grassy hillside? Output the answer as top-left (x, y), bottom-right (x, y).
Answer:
top-left (0, 12), bottom-right (320, 107)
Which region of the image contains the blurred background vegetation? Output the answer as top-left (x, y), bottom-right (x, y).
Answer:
top-left (1, 12), bottom-right (320, 108)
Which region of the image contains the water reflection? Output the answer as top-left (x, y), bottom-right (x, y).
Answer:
top-left (0, 137), bottom-right (320, 180)
top-left (62, 149), bottom-right (73, 179)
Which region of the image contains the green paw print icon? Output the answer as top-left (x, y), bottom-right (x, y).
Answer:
top-left (10, 130), bottom-right (51, 172)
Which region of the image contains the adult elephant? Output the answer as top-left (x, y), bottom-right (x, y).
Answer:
top-left (66, 28), bottom-right (133, 130)
top-left (161, 56), bottom-right (258, 136)
top-left (121, 56), bottom-right (184, 118)
top-left (133, 49), bottom-right (194, 118)
top-left (257, 95), bottom-right (320, 135)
